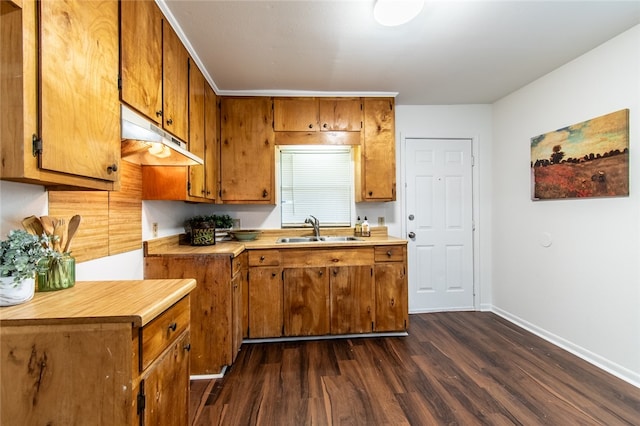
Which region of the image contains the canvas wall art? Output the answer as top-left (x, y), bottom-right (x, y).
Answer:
top-left (531, 109), bottom-right (629, 200)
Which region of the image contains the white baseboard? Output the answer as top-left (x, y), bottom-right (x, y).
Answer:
top-left (491, 306), bottom-right (640, 389)
top-left (190, 365), bottom-right (227, 380)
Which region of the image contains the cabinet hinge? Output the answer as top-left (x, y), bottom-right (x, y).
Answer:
top-left (137, 384), bottom-right (146, 415)
top-left (371, 321), bottom-right (374, 332)
top-left (187, 181), bottom-right (191, 191)
top-left (32, 134), bottom-right (42, 157)
top-left (117, 75), bottom-right (122, 90)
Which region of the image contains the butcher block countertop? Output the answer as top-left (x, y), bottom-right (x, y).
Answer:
top-left (0, 279), bottom-right (196, 326)
top-left (144, 227), bottom-right (407, 257)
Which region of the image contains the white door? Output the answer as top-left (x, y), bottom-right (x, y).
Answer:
top-left (405, 138), bottom-right (474, 312)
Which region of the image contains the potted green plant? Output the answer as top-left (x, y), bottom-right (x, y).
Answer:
top-left (0, 230), bottom-right (49, 306)
top-left (184, 214), bottom-right (236, 246)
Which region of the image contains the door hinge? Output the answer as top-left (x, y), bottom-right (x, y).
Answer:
top-left (32, 134), bottom-right (42, 157)
top-left (137, 384), bottom-right (146, 415)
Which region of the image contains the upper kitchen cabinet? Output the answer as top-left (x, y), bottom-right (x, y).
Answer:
top-left (220, 97), bottom-right (275, 204)
top-left (141, 62), bottom-right (218, 203)
top-left (161, 21), bottom-right (189, 142)
top-left (273, 97), bottom-right (362, 145)
top-left (120, 0), bottom-right (189, 142)
top-left (1, 0), bottom-right (120, 190)
top-left (358, 97), bottom-right (396, 201)
top-left (120, 0), bottom-right (162, 124)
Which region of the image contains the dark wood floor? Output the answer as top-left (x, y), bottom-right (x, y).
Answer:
top-left (190, 312), bottom-right (640, 425)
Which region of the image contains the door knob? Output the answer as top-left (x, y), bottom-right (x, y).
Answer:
top-left (408, 232), bottom-right (416, 238)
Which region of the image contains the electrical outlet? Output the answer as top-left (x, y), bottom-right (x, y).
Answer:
top-left (152, 223), bottom-right (158, 238)
top-left (378, 216), bottom-right (385, 226)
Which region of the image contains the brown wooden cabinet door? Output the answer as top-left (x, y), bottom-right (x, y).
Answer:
top-left (273, 97), bottom-right (318, 131)
top-left (220, 97), bottom-right (274, 203)
top-left (330, 265), bottom-right (374, 334)
top-left (362, 97), bottom-right (396, 201)
top-left (284, 267), bottom-right (330, 336)
top-left (162, 20), bottom-right (189, 141)
top-left (120, 0), bottom-right (162, 124)
top-left (374, 263), bottom-right (408, 332)
top-left (203, 83), bottom-right (219, 201)
top-left (248, 266), bottom-right (283, 338)
top-left (188, 59), bottom-right (206, 198)
top-left (145, 256), bottom-right (232, 375)
top-left (39, 0), bottom-right (120, 182)
top-left (319, 98), bottom-right (362, 131)
top-left (142, 330), bottom-right (190, 426)
top-left (231, 270), bottom-right (243, 361)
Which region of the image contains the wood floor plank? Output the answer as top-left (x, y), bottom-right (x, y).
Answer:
top-left (192, 312), bottom-right (640, 425)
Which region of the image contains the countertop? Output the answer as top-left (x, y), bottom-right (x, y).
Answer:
top-left (0, 279), bottom-right (196, 326)
top-left (144, 227), bottom-right (407, 257)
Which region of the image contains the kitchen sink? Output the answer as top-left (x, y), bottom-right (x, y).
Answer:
top-left (276, 236), bottom-right (320, 243)
top-left (276, 236), bottom-right (362, 243)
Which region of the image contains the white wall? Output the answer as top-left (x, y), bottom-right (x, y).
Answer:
top-left (491, 25), bottom-right (640, 386)
top-left (395, 105), bottom-right (493, 310)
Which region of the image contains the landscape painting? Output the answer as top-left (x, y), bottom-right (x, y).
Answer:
top-left (531, 109), bottom-right (629, 200)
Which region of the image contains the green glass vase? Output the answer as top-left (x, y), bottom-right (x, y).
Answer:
top-left (37, 253), bottom-right (76, 292)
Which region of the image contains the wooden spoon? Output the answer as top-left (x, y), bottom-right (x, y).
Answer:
top-left (64, 215), bottom-right (81, 253)
top-left (22, 215), bottom-right (45, 236)
top-left (53, 218), bottom-right (66, 253)
top-left (40, 216), bottom-right (56, 237)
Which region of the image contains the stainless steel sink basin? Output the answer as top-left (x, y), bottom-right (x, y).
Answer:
top-left (318, 236), bottom-right (362, 242)
top-left (276, 236), bottom-right (320, 243)
top-left (276, 236), bottom-right (362, 243)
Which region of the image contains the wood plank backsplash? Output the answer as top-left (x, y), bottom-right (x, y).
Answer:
top-left (48, 162), bottom-right (142, 263)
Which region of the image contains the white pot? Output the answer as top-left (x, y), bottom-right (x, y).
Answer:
top-left (0, 276), bottom-right (35, 307)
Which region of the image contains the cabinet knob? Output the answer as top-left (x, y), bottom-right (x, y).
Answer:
top-left (308, 123), bottom-right (313, 129)
top-left (183, 343), bottom-right (191, 352)
top-left (319, 270), bottom-right (324, 276)
top-left (156, 110), bottom-right (163, 117)
top-left (166, 118), bottom-right (173, 125)
top-left (168, 322), bottom-right (177, 332)
top-left (368, 191), bottom-right (373, 196)
top-left (323, 123), bottom-right (328, 129)
top-left (387, 250), bottom-right (392, 257)
top-left (260, 256), bottom-right (265, 261)
top-left (262, 189), bottom-right (268, 198)
top-left (107, 163), bottom-right (118, 174)
top-left (271, 272), bottom-right (277, 278)
top-left (390, 298), bottom-right (395, 307)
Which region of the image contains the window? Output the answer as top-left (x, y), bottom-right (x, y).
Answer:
top-left (280, 146), bottom-right (353, 227)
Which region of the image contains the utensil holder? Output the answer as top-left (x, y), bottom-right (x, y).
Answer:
top-left (37, 253), bottom-right (76, 292)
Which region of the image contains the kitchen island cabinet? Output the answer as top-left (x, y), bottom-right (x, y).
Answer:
top-left (0, 279), bottom-right (195, 425)
top-left (2, 0), bottom-right (120, 190)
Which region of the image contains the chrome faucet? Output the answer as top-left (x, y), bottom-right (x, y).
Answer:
top-left (305, 215), bottom-right (321, 238)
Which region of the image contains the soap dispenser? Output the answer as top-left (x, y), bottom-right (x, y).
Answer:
top-left (361, 216), bottom-right (370, 237)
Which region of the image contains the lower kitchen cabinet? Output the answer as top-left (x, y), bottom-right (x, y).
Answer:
top-left (330, 265), bottom-right (375, 334)
top-left (247, 244), bottom-right (406, 338)
top-left (248, 265), bottom-right (283, 338)
top-left (283, 267), bottom-right (330, 336)
top-left (144, 254), bottom-right (241, 375)
top-left (0, 280), bottom-right (194, 425)
top-left (374, 245), bottom-right (408, 332)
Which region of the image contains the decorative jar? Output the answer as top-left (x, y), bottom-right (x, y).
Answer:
top-left (37, 253), bottom-right (76, 292)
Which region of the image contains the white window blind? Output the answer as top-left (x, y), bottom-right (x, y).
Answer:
top-left (280, 146), bottom-right (352, 227)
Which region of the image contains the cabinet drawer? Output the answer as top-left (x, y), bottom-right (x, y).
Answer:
top-left (249, 250), bottom-right (281, 266)
top-left (232, 253), bottom-right (246, 276)
top-left (283, 248), bottom-right (374, 267)
top-left (140, 296), bottom-right (190, 371)
top-left (374, 245), bottom-right (405, 262)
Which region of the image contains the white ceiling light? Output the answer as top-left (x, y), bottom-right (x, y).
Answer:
top-left (373, 0), bottom-right (424, 27)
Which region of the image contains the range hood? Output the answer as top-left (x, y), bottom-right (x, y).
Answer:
top-left (120, 105), bottom-right (204, 166)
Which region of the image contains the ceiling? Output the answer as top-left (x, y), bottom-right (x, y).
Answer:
top-left (161, 1), bottom-right (640, 105)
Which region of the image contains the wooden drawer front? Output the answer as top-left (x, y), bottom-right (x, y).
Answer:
top-left (249, 250), bottom-right (281, 266)
top-left (141, 296), bottom-right (190, 371)
top-left (374, 245), bottom-right (406, 263)
top-left (283, 248), bottom-right (374, 268)
top-left (232, 252), bottom-right (247, 276)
